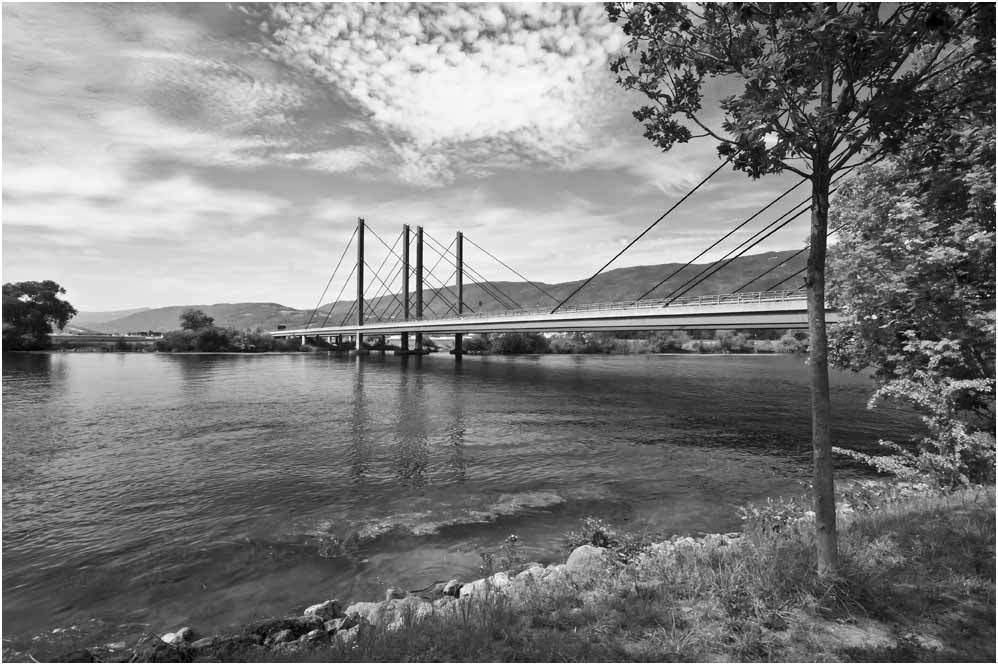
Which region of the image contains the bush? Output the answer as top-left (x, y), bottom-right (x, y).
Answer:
top-left (834, 370), bottom-right (996, 488)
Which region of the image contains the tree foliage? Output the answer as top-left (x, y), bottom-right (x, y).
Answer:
top-left (2, 280), bottom-right (77, 350)
top-left (605, 1), bottom-right (990, 575)
top-left (827, 33), bottom-right (996, 486)
top-left (180, 309), bottom-right (215, 331)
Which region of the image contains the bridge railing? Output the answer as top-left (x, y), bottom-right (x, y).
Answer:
top-left (361, 289), bottom-right (807, 325)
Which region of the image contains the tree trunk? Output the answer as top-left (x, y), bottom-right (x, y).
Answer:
top-left (807, 160), bottom-right (838, 577)
top-left (808, 32), bottom-right (839, 576)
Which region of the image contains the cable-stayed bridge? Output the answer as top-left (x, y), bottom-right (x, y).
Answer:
top-left (272, 160), bottom-right (846, 354)
top-left (272, 289), bottom-right (831, 341)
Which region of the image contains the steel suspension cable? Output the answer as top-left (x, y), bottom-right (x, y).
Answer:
top-left (551, 158), bottom-right (730, 313)
top-left (369, 262), bottom-right (406, 321)
top-left (363, 260), bottom-right (406, 316)
top-left (663, 201), bottom-right (813, 304)
top-left (361, 229), bottom-right (403, 317)
top-left (662, 167), bottom-right (857, 304)
top-left (735, 219), bottom-right (851, 293)
top-left (423, 231), bottom-right (521, 310)
top-left (320, 261), bottom-right (357, 327)
top-left (305, 227), bottom-right (357, 329)
top-left (463, 236), bottom-right (560, 304)
top-left (634, 177), bottom-right (808, 301)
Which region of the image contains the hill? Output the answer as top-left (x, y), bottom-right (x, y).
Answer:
top-left (85, 250), bottom-right (805, 333)
top-left (71, 307), bottom-right (151, 327)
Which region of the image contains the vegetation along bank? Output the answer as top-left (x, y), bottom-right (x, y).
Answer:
top-left (4, 480), bottom-right (992, 663)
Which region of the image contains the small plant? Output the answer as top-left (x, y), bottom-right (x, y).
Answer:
top-left (478, 534), bottom-right (525, 575)
top-left (736, 494), bottom-right (813, 542)
top-left (564, 517), bottom-right (656, 563)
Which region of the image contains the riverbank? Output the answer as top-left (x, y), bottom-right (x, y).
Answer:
top-left (6, 481), bottom-right (993, 663)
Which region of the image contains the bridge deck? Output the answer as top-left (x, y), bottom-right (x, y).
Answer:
top-left (272, 290), bottom-right (835, 337)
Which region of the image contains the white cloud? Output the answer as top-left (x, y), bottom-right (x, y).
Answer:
top-left (264, 3), bottom-right (629, 186)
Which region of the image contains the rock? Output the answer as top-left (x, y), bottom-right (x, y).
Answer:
top-left (190, 637), bottom-right (217, 650)
top-left (304, 599), bottom-right (342, 620)
top-left (160, 632), bottom-right (179, 645)
top-left (61, 649), bottom-right (94, 662)
top-left (336, 624), bottom-right (360, 648)
top-left (264, 628), bottom-right (296, 646)
top-left (442, 579), bottom-right (463, 597)
top-left (301, 629), bottom-right (326, 644)
top-left (566, 545), bottom-right (610, 576)
top-left (105, 641), bottom-right (127, 651)
top-left (459, 571), bottom-right (512, 600)
top-left (324, 618), bottom-right (344, 633)
top-left (514, 565), bottom-right (545, 583)
top-left (345, 596), bottom-right (433, 631)
top-left (385, 586), bottom-right (407, 601)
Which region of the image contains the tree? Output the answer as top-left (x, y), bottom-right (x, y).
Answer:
top-left (2, 280), bottom-right (77, 350)
top-left (606, 2), bottom-right (988, 575)
top-left (180, 309), bottom-right (214, 331)
top-left (827, 41), bottom-right (995, 486)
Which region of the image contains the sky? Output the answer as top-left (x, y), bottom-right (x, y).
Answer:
top-left (2, 2), bottom-right (806, 312)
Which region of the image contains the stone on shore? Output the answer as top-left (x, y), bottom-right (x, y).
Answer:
top-left (344, 595), bottom-right (433, 631)
top-left (459, 571), bottom-right (511, 599)
top-left (304, 599), bottom-right (342, 620)
top-left (264, 628), bottom-right (295, 646)
top-left (566, 545), bottom-right (610, 576)
top-left (442, 579), bottom-right (462, 597)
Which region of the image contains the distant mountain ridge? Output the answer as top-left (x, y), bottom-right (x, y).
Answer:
top-left (82, 250), bottom-right (805, 333)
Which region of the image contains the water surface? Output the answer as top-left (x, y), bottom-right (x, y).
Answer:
top-left (2, 352), bottom-right (920, 638)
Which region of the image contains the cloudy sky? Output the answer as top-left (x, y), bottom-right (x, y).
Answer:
top-left (2, 2), bottom-right (804, 311)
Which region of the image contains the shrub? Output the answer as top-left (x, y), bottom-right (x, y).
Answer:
top-left (834, 370), bottom-right (996, 488)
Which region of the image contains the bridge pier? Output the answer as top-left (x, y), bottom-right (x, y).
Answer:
top-left (356, 217), bottom-right (365, 352)
top-left (454, 230), bottom-right (463, 361)
top-left (414, 225), bottom-right (423, 352)
top-left (401, 224), bottom-right (410, 353)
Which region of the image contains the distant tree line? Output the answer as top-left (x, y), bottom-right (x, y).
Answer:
top-left (461, 330), bottom-right (809, 355)
top-left (154, 309), bottom-right (304, 353)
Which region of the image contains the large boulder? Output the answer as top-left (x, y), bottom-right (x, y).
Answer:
top-left (459, 572), bottom-right (511, 600)
top-left (304, 599), bottom-right (342, 620)
top-left (344, 596), bottom-right (433, 631)
top-left (566, 545), bottom-right (610, 576)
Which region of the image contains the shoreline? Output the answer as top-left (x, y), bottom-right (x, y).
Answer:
top-left (5, 479), bottom-right (991, 663)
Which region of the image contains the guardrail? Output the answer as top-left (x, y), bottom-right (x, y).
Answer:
top-left (351, 289), bottom-right (807, 326)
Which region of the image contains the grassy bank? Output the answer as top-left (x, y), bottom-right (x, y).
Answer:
top-left (270, 485), bottom-right (996, 662)
top-left (5, 485), bottom-right (992, 663)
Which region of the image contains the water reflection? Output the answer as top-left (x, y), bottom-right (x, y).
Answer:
top-left (396, 360), bottom-right (428, 487)
top-left (349, 356), bottom-right (369, 483)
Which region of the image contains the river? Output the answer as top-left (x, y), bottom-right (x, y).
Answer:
top-left (1, 351), bottom-right (921, 640)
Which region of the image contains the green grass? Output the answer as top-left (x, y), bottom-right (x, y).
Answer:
top-left (279, 486), bottom-right (996, 663)
top-left (5, 486), bottom-right (993, 662)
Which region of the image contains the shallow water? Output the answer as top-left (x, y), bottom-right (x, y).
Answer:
top-left (2, 351), bottom-right (920, 637)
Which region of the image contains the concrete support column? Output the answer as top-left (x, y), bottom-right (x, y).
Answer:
top-left (356, 217), bottom-right (365, 351)
top-left (454, 230), bottom-right (463, 360)
top-left (415, 225), bottom-right (423, 351)
top-left (401, 224), bottom-right (410, 352)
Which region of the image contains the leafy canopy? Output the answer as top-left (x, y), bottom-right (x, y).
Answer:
top-left (180, 309), bottom-right (215, 331)
top-left (2, 280), bottom-right (78, 350)
top-left (827, 30), bottom-right (995, 486)
top-left (606, 2), bottom-right (985, 179)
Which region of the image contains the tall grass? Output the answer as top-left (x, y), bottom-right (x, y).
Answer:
top-left (270, 486), bottom-right (995, 663)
